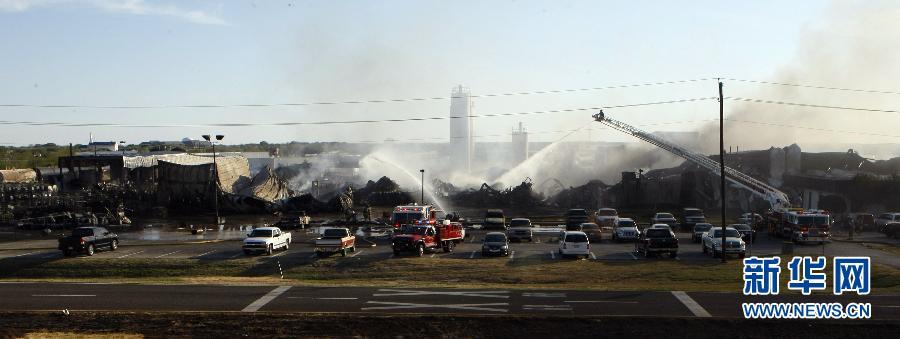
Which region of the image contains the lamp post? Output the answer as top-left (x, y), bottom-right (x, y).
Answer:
top-left (419, 169), bottom-right (425, 204)
top-left (202, 134), bottom-right (225, 226)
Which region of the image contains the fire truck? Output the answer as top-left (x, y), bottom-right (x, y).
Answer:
top-left (767, 209), bottom-right (832, 244)
top-left (392, 219), bottom-right (465, 256)
top-left (390, 204), bottom-right (444, 229)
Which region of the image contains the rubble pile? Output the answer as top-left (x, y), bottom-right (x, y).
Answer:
top-left (354, 176), bottom-right (414, 207)
top-left (548, 180), bottom-right (609, 209)
top-left (450, 179), bottom-right (544, 208)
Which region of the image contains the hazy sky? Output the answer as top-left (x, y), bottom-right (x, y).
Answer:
top-left (3, 0), bottom-right (896, 148)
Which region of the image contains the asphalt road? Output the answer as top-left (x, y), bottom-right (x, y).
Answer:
top-left (1, 282), bottom-right (898, 319)
top-left (1, 229), bottom-right (897, 268)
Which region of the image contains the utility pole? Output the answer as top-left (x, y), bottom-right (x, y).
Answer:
top-left (419, 169), bottom-right (425, 204)
top-left (719, 80), bottom-right (727, 263)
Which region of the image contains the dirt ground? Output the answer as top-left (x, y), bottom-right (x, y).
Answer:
top-left (0, 312), bottom-right (897, 338)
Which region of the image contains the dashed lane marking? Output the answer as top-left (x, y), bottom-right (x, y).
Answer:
top-left (349, 250), bottom-right (365, 258)
top-left (155, 250), bottom-right (180, 258)
top-left (590, 252), bottom-right (597, 260)
top-left (242, 286), bottom-right (292, 312)
top-left (196, 250), bottom-right (216, 257)
top-left (430, 253), bottom-right (436, 258)
top-left (32, 294), bottom-right (96, 297)
top-left (523, 304), bottom-right (572, 311)
top-left (549, 251), bottom-right (556, 259)
top-left (373, 289), bottom-right (510, 299)
top-left (671, 291), bottom-right (711, 317)
top-left (269, 250), bottom-right (289, 258)
top-left (116, 250), bottom-right (144, 259)
top-left (469, 250), bottom-right (477, 259)
top-left (629, 252), bottom-right (639, 260)
top-left (523, 292), bottom-right (566, 298)
top-left (362, 301), bottom-right (508, 313)
top-left (229, 252), bottom-right (244, 259)
top-left (565, 300), bottom-right (639, 304)
top-left (13, 251), bottom-right (37, 257)
top-left (509, 251), bottom-right (515, 260)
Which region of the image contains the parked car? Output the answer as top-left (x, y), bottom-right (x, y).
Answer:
top-left (739, 213), bottom-right (763, 228)
top-left (680, 208), bottom-right (706, 232)
top-left (58, 226), bottom-right (118, 256)
top-left (702, 227), bottom-right (746, 258)
top-left (881, 222), bottom-right (900, 239)
top-left (595, 208), bottom-right (619, 227)
top-left (314, 228), bottom-right (356, 257)
top-left (580, 222), bottom-right (602, 241)
top-left (243, 227), bottom-right (292, 255)
top-left (506, 218), bottom-right (533, 242)
top-left (651, 213), bottom-right (677, 229)
top-left (612, 218), bottom-right (640, 242)
top-left (875, 213), bottom-right (900, 229)
top-left (482, 232), bottom-right (510, 257)
top-left (565, 209), bottom-right (590, 228)
top-left (691, 223), bottom-right (713, 243)
top-left (730, 223), bottom-right (756, 243)
top-left (851, 213), bottom-right (877, 232)
top-left (649, 223), bottom-right (672, 232)
top-left (636, 228), bottom-right (678, 258)
top-left (558, 231), bottom-right (591, 259)
top-left (484, 209), bottom-right (506, 230)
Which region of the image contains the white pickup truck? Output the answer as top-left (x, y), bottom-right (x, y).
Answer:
top-left (243, 227), bottom-right (291, 255)
top-left (314, 228), bottom-right (356, 257)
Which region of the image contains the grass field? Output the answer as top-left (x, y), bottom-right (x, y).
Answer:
top-left (4, 256), bottom-right (899, 293)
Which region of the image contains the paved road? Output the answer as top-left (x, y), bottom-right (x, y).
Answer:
top-left (1, 230), bottom-right (897, 268)
top-left (0, 282), bottom-right (897, 319)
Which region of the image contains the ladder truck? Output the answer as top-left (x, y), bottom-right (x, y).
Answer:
top-left (591, 111), bottom-right (825, 243)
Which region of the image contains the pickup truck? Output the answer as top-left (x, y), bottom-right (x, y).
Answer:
top-left (314, 228), bottom-right (356, 257)
top-left (243, 227), bottom-right (291, 255)
top-left (635, 228), bottom-right (678, 258)
top-left (392, 220), bottom-right (464, 256)
top-left (58, 226), bottom-right (119, 256)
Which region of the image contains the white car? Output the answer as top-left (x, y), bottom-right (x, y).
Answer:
top-left (595, 208), bottom-right (619, 227)
top-left (649, 223), bottom-right (672, 232)
top-left (506, 218), bottom-right (534, 242)
top-left (558, 231), bottom-right (591, 258)
top-left (875, 213), bottom-right (900, 228)
top-left (612, 218), bottom-right (640, 242)
top-left (243, 227), bottom-right (292, 255)
top-left (701, 227), bottom-right (746, 258)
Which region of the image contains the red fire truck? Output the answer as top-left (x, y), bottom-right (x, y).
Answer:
top-left (768, 209), bottom-right (832, 244)
top-left (391, 220), bottom-right (464, 256)
top-left (390, 204), bottom-right (444, 229)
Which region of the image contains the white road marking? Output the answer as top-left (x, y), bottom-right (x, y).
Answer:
top-left (373, 289), bottom-right (510, 299)
top-left (317, 297), bottom-right (358, 300)
top-left (590, 252), bottom-right (597, 260)
top-left (564, 300), bottom-right (638, 304)
top-left (242, 286), bottom-right (292, 312)
top-left (269, 250), bottom-right (289, 258)
top-left (32, 294), bottom-right (96, 297)
top-left (196, 250), bottom-right (216, 257)
top-left (550, 251), bottom-right (556, 259)
top-left (430, 253), bottom-right (436, 258)
top-left (349, 250), bottom-right (365, 258)
top-left (523, 292), bottom-right (566, 298)
top-left (671, 291), bottom-right (711, 317)
top-left (509, 251), bottom-right (515, 260)
top-left (13, 251), bottom-right (37, 257)
top-left (229, 252), bottom-right (244, 259)
top-left (155, 250), bottom-right (180, 258)
top-left (116, 250), bottom-right (144, 259)
top-left (362, 301), bottom-right (508, 313)
top-left (523, 304), bottom-right (572, 311)
top-left (629, 252), bottom-right (639, 260)
top-left (469, 250), bottom-right (477, 259)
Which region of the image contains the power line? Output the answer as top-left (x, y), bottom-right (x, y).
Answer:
top-left (0, 97), bottom-right (716, 128)
top-left (0, 78), bottom-right (714, 110)
top-left (724, 78), bottom-right (900, 96)
top-left (727, 97), bottom-right (900, 114)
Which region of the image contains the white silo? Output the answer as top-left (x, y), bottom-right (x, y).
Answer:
top-left (449, 85), bottom-right (474, 173)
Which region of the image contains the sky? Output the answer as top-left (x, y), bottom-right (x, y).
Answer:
top-left (2, 0), bottom-right (898, 151)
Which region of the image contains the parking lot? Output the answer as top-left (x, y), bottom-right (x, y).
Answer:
top-left (2, 228), bottom-right (897, 269)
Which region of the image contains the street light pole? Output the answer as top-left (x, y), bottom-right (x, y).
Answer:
top-left (203, 134), bottom-right (225, 226)
top-left (419, 169), bottom-right (425, 204)
top-left (719, 80), bottom-right (727, 263)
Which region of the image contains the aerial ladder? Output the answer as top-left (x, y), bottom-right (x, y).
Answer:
top-left (591, 111), bottom-right (791, 212)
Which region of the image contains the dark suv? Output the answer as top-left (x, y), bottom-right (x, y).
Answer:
top-left (58, 226), bottom-right (119, 256)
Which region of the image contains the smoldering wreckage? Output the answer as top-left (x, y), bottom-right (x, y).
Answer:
top-left (2, 144), bottom-right (900, 229)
